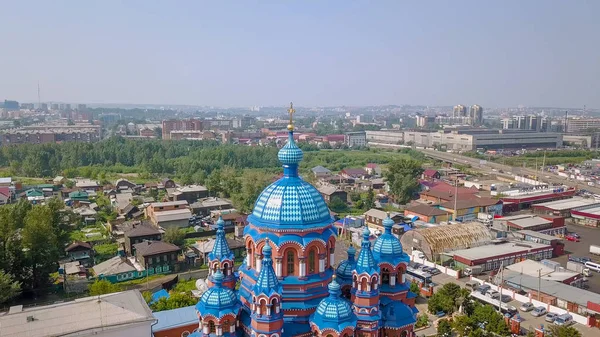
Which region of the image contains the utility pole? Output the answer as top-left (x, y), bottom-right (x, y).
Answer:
top-left (498, 262), bottom-right (504, 313)
top-left (537, 268), bottom-right (541, 302)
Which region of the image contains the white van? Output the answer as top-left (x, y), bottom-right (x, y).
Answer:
top-left (585, 261), bottom-right (600, 273)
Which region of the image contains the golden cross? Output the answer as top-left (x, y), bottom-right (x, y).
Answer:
top-left (287, 102), bottom-right (295, 131)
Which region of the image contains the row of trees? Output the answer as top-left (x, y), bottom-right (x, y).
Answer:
top-left (0, 199), bottom-right (73, 304)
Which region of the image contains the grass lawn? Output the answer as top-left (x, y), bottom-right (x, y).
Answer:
top-left (93, 242), bottom-right (118, 263)
top-left (69, 224), bottom-right (108, 242)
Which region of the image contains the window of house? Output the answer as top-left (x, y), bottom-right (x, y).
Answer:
top-left (163, 255), bottom-right (167, 262)
top-left (286, 250), bottom-right (295, 276)
top-left (148, 257), bottom-right (153, 264)
top-left (156, 266), bottom-right (162, 273)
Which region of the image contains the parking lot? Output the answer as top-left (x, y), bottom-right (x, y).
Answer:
top-left (431, 273), bottom-right (600, 336)
top-left (551, 221), bottom-right (600, 293)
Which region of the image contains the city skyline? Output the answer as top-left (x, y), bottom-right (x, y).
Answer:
top-left (1, 1), bottom-right (599, 108)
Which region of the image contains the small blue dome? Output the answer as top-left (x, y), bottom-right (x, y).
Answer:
top-left (277, 133), bottom-right (304, 165)
top-left (310, 277), bottom-right (357, 332)
top-left (373, 214), bottom-right (409, 266)
top-left (196, 270), bottom-right (240, 317)
top-left (336, 246), bottom-right (357, 282)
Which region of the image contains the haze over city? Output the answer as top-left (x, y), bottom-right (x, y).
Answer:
top-left (1, 0), bottom-right (599, 108)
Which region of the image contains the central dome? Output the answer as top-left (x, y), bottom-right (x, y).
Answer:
top-left (248, 131), bottom-right (333, 228)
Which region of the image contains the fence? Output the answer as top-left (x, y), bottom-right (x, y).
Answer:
top-left (470, 276), bottom-right (589, 326)
top-left (410, 255), bottom-right (459, 278)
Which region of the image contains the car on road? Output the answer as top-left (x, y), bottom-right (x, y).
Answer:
top-left (520, 302), bottom-right (535, 312)
top-left (545, 312), bottom-right (558, 323)
top-left (429, 268), bottom-right (441, 275)
top-left (486, 290), bottom-right (500, 300)
top-left (531, 306), bottom-right (547, 317)
top-left (571, 233), bottom-right (580, 238)
top-left (566, 235), bottom-right (580, 242)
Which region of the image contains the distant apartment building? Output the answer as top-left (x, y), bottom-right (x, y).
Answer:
top-left (565, 118), bottom-right (600, 133)
top-left (502, 115), bottom-right (544, 131)
top-left (453, 104), bottom-right (467, 117)
top-left (344, 131), bottom-right (367, 148)
top-left (469, 105), bottom-right (483, 126)
top-left (416, 115), bottom-right (436, 128)
top-left (20, 103), bottom-right (35, 110)
top-left (50, 103), bottom-right (60, 110)
top-left (3, 100), bottom-right (19, 111)
top-left (40, 103), bottom-right (48, 111)
top-left (0, 123), bottom-right (101, 145)
top-left (162, 119), bottom-right (203, 140)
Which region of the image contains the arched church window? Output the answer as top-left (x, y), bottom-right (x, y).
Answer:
top-left (222, 262), bottom-right (229, 276)
top-left (208, 321), bottom-right (216, 333)
top-left (308, 248), bottom-right (316, 274)
top-left (222, 319), bottom-right (230, 332)
top-left (382, 267), bottom-right (390, 285)
top-left (360, 278), bottom-right (367, 291)
top-left (286, 250), bottom-right (295, 276)
top-left (401, 330), bottom-right (408, 337)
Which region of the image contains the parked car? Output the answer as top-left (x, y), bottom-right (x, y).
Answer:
top-left (520, 303), bottom-right (535, 312)
top-left (501, 295), bottom-right (512, 303)
top-left (566, 235), bottom-right (580, 242)
top-left (477, 284), bottom-right (491, 295)
top-left (545, 312), bottom-right (558, 323)
top-left (486, 290), bottom-right (500, 300)
top-left (554, 314), bottom-right (574, 326)
top-left (429, 268), bottom-right (441, 275)
top-left (531, 307), bottom-right (547, 317)
top-left (436, 311), bottom-right (446, 318)
top-left (571, 233), bottom-right (580, 238)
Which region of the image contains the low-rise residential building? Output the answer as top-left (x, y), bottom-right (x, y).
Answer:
top-left (363, 208), bottom-right (403, 233)
top-left (161, 178), bottom-right (177, 189)
top-left (344, 131), bottom-right (367, 148)
top-left (190, 237), bottom-right (246, 265)
top-left (64, 241), bottom-right (94, 266)
top-left (0, 290), bottom-right (155, 337)
top-left (190, 197), bottom-right (233, 216)
top-left (133, 240), bottom-right (181, 274)
top-left (75, 179), bottom-right (101, 191)
top-left (125, 224), bottom-right (163, 256)
top-left (317, 185), bottom-right (348, 203)
top-left (93, 256), bottom-right (143, 282)
top-left (365, 163), bottom-right (381, 176)
top-left (341, 168), bottom-right (368, 179)
top-left (404, 204), bottom-right (449, 224)
top-left (146, 200), bottom-right (192, 228)
top-left (422, 169), bottom-right (441, 180)
top-left (115, 178), bottom-right (137, 191)
top-left (152, 305), bottom-right (199, 337)
top-left (311, 165), bottom-right (331, 178)
top-left (437, 197), bottom-right (502, 222)
top-left (168, 185), bottom-right (208, 203)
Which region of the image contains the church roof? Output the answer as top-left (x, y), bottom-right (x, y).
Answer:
top-left (196, 270), bottom-right (240, 319)
top-left (373, 214), bottom-right (410, 266)
top-left (208, 216), bottom-right (234, 262)
top-left (310, 277), bottom-right (357, 333)
top-left (355, 227), bottom-right (379, 275)
top-left (382, 300), bottom-right (417, 328)
top-left (336, 246), bottom-right (356, 283)
top-left (252, 240), bottom-right (281, 297)
top-left (248, 131), bottom-right (333, 230)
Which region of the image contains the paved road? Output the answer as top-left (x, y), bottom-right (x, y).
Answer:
top-left (417, 148), bottom-right (600, 195)
top-left (431, 272), bottom-right (600, 336)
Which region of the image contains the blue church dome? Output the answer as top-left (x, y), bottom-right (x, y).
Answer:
top-left (310, 276), bottom-right (357, 332)
top-left (336, 246), bottom-right (357, 282)
top-left (196, 270), bottom-right (240, 318)
top-left (373, 214), bottom-right (410, 266)
top-left (248, 131), bottom-right (333, 228)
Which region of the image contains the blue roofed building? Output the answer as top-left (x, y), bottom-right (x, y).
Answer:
top-left (167, 104), bottom-right (417, 337)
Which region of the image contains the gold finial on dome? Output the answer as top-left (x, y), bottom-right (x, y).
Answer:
top-left (287, 102), bottom-right (295, 131)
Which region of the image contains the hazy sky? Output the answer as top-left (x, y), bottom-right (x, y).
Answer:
top-left (1, 1), bottom-right (599, 108)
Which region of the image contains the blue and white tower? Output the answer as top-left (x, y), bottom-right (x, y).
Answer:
top-left (309, 276), bottom-right (358, 337)
top-left (208, 215), bottom-right (236, 289)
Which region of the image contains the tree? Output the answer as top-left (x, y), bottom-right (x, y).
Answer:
top-left (0, 270), bottom-right (21, 304)
top-left (471, 304), bottom-right (509, 336)
top-left (384, 158), bottom-right (423, 204)
top-left (232, 170), bottom-right (271, 213)
top-left (164, 227), bottom-right (185, 247)
top-left (546, 325), bottom-right (582, 337)
top-left (150, 292), bottom-right (197, 312)
top-left (21, 205), bottom-right (60, 290)
top-left (437, 318), bottom-right (452, 337)
top-left (365, 188), bottom-right (375, 210)
top-left (410, 282), bottom-right (420, 295)
top-left (452, 314), bottom-right (474, 337)
top-left (88, 279), bottom-right (121, 295)
top-left (328, 196), bottom-right (349, 213)
top-left (415, 314), bottom-right (429, 328)
top-left (206, 170), bottom-right (223, 197)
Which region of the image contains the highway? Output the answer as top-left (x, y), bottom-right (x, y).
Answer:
top-left (416, 148), bottom-right (600, 195)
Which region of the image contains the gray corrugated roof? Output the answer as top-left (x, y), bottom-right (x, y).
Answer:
top-left (503, 270), bottom-right (600, 307)
top-left (92, 256), bottom-right (137, 276)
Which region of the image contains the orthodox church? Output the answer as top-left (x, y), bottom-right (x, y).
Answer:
top-left (190, 104), bottom-right (418, 337)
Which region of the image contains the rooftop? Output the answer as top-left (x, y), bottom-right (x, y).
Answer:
top-left (517, 230), bottom-right (561, 242)
top-left (311, 165), bottom-right (331, 174)
top-left (503, 270), bottom-right (600, 308)
top-left (133, 240), bottom-right (180, 257)
top-left (508, 216), bottom-right (552, 229)
top-left (364, 208), bottom-right (402, 220)
top-left (151, 200), bottom-right (189, 208)
top-left (450, 241), bottom-right (552, 261)
top-left (318, 184), bottom-right (342, 196)
top-left (152, 305), bottom-right (197, 332)
top-left (125, 224), bottom-right (161, 238)
top-left (92, 256), bottom-right (138, 276)
top-left (178, 185), bottom-right (208, 193)
top-left (154, 208), bottom-right (193, 223)
top-left (533, 197), bottom-right (599, 211)
top-left (0, 290), bottom-right (154, 337)
top-left (405, 204), bottom-right (447, 217)
top-left (190, 198), bottom-right (232, 209)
